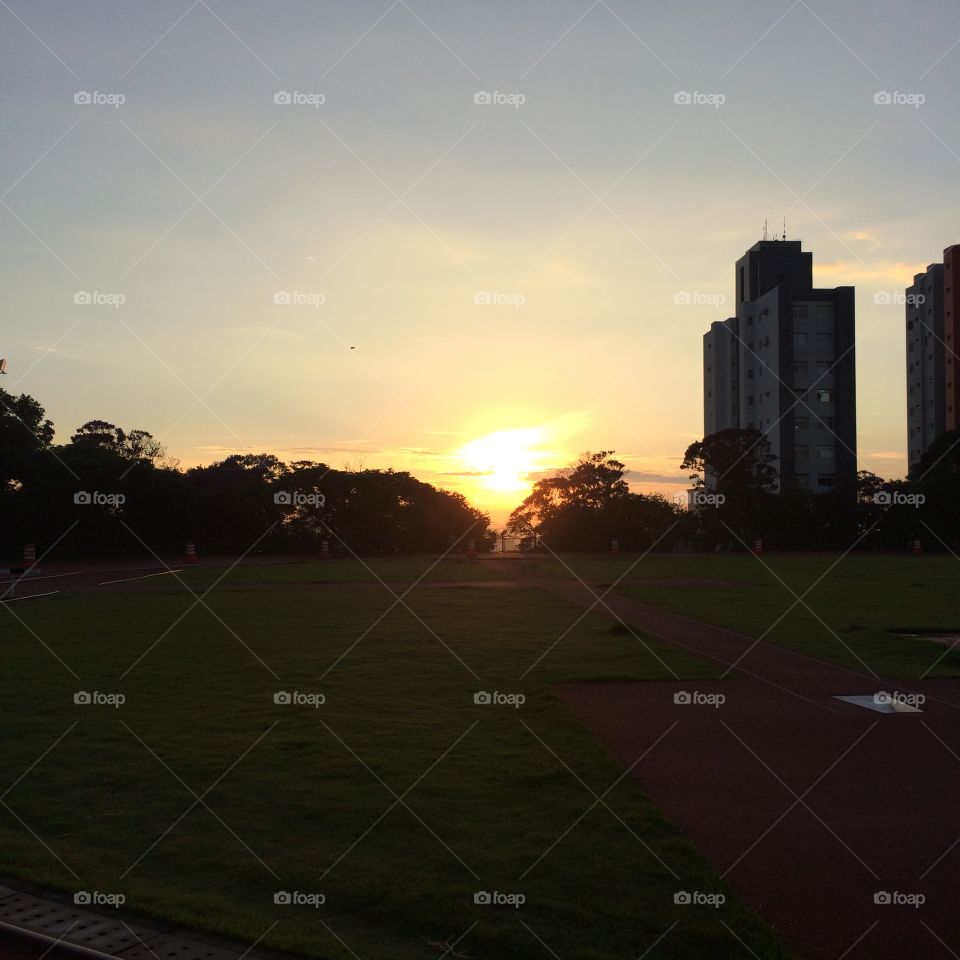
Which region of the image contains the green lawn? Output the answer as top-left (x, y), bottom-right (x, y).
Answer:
top-left (0, 571), bottom-right (788, 960)
top-left (169, 556), bottom-right (510, 590)
top-left (525, 553), bottom-right (960, 678)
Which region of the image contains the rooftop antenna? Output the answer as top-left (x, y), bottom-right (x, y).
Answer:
top-left (763, 219), bottom-right (768, 241)
top-left (782, 217), bottom-right (787, 241)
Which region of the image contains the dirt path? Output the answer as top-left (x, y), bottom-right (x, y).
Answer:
top-left (486, 558), bottom-right (960, 960)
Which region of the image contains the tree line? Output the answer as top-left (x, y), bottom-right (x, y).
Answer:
top-left (0, 387), bottom-right (492, 561)
top-left (507, 431), bottom-right (960, 553)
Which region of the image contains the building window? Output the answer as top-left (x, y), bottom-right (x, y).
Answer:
top-left (817, 445), bottom-right (833, 460)
top-left (793, 305), bottom-right (808, 319)
top-left (817, 475), bottom-right (835, 488)
top-left (794, 333), bottom-right (808, 348)
top-left (819, 417), bottom-right (835, 430)
top-left (794, 361), bottom-right (808, 375)
top-left (816, 332), bottom-right (834, 349)
top-left (816, 360), bottom-right (832, 372)
top-left (795, 416), bottom-right (809, 430)
top-left (816, 304), bottom-right (833, 319)
top-left (816, 390), bottom-right (832, 402)
top-left (795, 445), bottom-right (809, 459)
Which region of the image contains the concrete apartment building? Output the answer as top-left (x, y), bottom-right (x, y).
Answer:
top-left (944, 245), bottom-right (960, 433)
top-left (703, 239), bottom-right (857, 493)
top-left (906, 263), bottom-right (945, 469)
top-left (906, 244), bottom-right (960, 469)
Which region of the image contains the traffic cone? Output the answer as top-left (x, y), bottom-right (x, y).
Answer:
top-left (23, 544), bottom-right (36, 568)
top-left (320, 538), bottom-right (330, 561)
top-left (467, 538), bottom-right (477, 560)
top-left (610, 539), bottom-right (620, 557)
top-left (184, 542), bottom-right (200, 565)
top-left (754, 538), bottom-right (764, 556)
top-left (911, 539), bottom-right (922, 556)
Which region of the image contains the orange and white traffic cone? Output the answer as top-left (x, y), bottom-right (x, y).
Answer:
top-left (320, 538), bottom-right (330, 561)
top-left (911, 539), bottom-right (922, 556)
top-left (467, 538), bottom-right (477, 560)
top-left (184, 542), bottom-right (200, 565)
top-left (754, 538), bottom-right (764, 556)
top-left (610, 539), bottom-right (620, 557)
top-left (23, 544), bottom-right (36, 568)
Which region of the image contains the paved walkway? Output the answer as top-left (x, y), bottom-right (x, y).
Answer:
top-left (487, 558), bottom-right (960, 960)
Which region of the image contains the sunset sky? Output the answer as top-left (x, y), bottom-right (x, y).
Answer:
top-left (3, 0), bottom-right (960, 522)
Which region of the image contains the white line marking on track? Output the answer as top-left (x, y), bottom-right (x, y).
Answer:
top-left (99, 570), bottom-right (184, 586)
top-left (1, 591), bottom-right (61, 602)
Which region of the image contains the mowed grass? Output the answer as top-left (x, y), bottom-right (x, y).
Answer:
top-left (527, 553), bottom-right (960, 678)
top-left (0, 571), bottom-right (790, 960)
top-left (166, 556), bottom-right (511, 590)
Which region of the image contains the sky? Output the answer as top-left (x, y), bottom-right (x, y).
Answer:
top-left (2, 0), bottom-right (959, 524)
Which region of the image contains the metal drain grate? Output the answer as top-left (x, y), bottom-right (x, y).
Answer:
top-left (0, 891), bottom-right (155, 954)
top-left (117, 933), bottom-right (244, 959)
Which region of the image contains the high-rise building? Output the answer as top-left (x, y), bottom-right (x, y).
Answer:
top-left (703, 239), bottom-right (857, 493)
top-left (906, 263), bottom-right (945, 469)
top-left (943, 245), bottom-right (960, 434)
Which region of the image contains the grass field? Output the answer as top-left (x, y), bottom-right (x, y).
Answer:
top-left (171, 556), bottom-right (511, 590)
top-left (0, 562), bottom-right (790, 960)
top-left (526, 552), bottom-right (960, 678)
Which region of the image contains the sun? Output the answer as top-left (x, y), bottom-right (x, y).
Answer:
top-left (459, 427), bottom-right (548, 494)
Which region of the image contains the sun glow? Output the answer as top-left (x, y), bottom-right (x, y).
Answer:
top-left (459, 427), bottom-right (550, 494)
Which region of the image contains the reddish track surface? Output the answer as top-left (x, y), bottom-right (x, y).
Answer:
top-left (492, 559), bottom-right (960, 960)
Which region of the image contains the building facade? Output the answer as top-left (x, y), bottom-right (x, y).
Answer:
top-left (703, 240), bottom-right (857, 493)
top-left (906, 263), bottom-right (945, 469)
top-left (944, 245), bottom-right (960, 434)
top-left (905, 244), bottom-right (960, 469)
